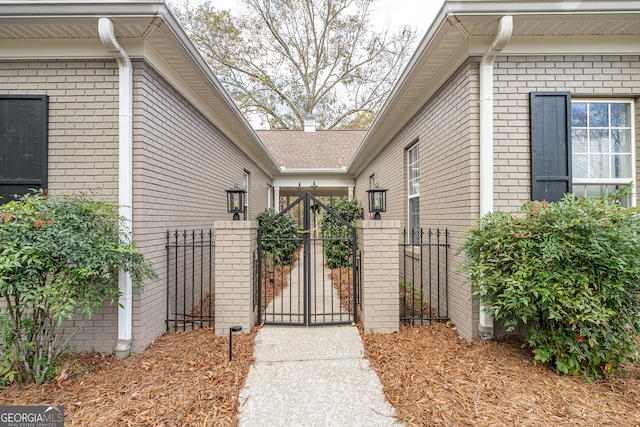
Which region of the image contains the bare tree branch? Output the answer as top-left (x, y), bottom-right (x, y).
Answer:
top-left (172, 0), bottom-right (416, 129)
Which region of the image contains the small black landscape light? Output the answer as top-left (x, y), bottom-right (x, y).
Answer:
top-left (229, 325), bottom-right (243, 362)
top-left (367, 184), bottom-right (387, 220)
top-left (269, 269), bottom-right (274, 284)
top-left (226, 185), bottom-right (246, 220)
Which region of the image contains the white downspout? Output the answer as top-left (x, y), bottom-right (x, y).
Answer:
top-left (98, 17), bottom-right (134, 358)
top-left (478, 15), bottom-right (513, 339)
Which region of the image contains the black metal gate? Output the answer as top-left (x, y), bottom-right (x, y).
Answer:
top-left (256, 192), bottom-right (358, 326)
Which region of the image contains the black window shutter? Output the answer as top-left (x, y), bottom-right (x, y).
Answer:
top-left (530, 92), bottom-right (571, 202)
top-left (0, 95), bottom-right (48, 203)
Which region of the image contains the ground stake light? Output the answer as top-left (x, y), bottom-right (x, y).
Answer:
top-left (226, 185), bottom-right (246, 221)
top-left (367, 184), bottom-right (387, 220)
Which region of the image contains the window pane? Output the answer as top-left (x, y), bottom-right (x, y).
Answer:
top-left (574, 184), bottom-right (631, 207)
top-left (613, 154), bottom-right (632, 179)
top-left (589, 103), bottom-right (609, 127)
top-left (573, 154), bottom-right (588, 178)
top-left (612, 129), bottom-right (631, 153)
top-left (590, 154), bottom-right (609, 178)
top-left (409, 166), bottom-right (417, 180)
top-left (408, 145), bottom-right (418, 165)
top-left (588, 129), bottom-right (609, 153)
top-left (611, 103), bottom-right (631, 127)
top-left (407, 144), bottom-right (419, 197)
top-left (572, 129), bottom-right (588, 152)
top-left (409, 197), bottom-right (420, 244)
top-left (571, 103), bottom-right (587, 127)
top-left (408, 180), bottom-right (417, 196)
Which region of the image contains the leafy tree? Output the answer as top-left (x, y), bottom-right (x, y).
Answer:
top-left (0, 192), bottom-right (156, 384)
top-left (256, 208), bottom-right (300, 264)
top-left (320, 198), bottom-right (362, 268)
top-left (459, 189), bottom-right (640, 379)
top-left (173, 0), bottom-right (416, 129)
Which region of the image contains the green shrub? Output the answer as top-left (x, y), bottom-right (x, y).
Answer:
top-left (256, 208), bottom-right (300, 264)
top-left (0, 191), bottom-right (156, 384)
top-left (320, 198), bottom-right (362, 268)
top-left (459, 190), bottom-right (640, 378)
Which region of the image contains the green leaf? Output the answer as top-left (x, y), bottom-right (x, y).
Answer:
top-left (0, 190), bottom-right (157, 384)
top-left (458, 185), bottom-right (640, 379)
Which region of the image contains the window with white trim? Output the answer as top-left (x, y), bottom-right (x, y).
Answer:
top-left (407, 144), bottom-right (420, 244)
top-left (571, 100), bottom-right (635, 206)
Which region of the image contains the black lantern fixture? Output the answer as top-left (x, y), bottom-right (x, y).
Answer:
top-left (367, 184), bottom-right (387, 220)
top-left (226, 185), bottom-right (246, 220)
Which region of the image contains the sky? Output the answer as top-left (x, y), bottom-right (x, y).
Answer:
top-left (206, 0), bottom-right (445, 37)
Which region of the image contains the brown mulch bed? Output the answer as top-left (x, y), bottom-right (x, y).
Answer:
top-left (261, 250), bottom-right (299, 309)
top-left (0, 327), bottom-right (256, 426)
top-left (262, 263), bottom-right (292, 308)
top-left (4, 286), bottom-right (639, 426)
top-left (331, 266), bottom-right (356, 313)
top-left (362, 323), bottom-right (640, 427)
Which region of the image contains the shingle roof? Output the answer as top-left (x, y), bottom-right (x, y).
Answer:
top-left (256, 130), bottom-right (366, 170)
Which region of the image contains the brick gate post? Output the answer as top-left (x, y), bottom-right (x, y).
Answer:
top-left (358, 220), bottom-right (401, 333)
top-left (214, 220), bottom-right (257, 336)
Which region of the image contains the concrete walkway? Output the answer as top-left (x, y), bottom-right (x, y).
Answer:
top-left (238, 326), bottom-right (403, 426)
top-left (240, 243), bottom-right (401, 426)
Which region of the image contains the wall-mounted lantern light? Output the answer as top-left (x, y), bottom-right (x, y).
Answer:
top-left (367, 184), bottom-right (387, 220)
top-left (226, 185), bottom-right (246, 220)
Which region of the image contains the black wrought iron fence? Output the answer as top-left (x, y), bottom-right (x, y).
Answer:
top-left (400, 228), bottom-right (450, 325)
top-left (165, 230), bottom-right (214, 332)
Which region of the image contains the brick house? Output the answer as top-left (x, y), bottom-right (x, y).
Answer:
top-left (347, 0), bottom-right (640, 340)
top-left (0, 1), bottom-right (280, 355)
top-left (1, 0), bottom-right (639, 353)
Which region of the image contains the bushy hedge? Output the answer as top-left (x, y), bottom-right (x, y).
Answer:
top-left (256, 208), bottom-right (300, 264)
top-left (0, 191), bottom-right (156, 384)
top-left (459, 190), bottom-right (640, 378)
top-left (320, 198), bottom-right (362, 268)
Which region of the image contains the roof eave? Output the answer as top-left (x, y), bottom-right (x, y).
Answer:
top-left (347, 2), bottom-right (453, 176)
top-left (156, 8), bottom-right (281, 175)
top-left (347, 0), bottom-right (640, 177)
top-left (0, 0), bottom-right (281, 176)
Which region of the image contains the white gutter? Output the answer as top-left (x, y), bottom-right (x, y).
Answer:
top-left (98, 17), bottom-right (134, 358)
top-left (478, 15), bottom-right (512, 339)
